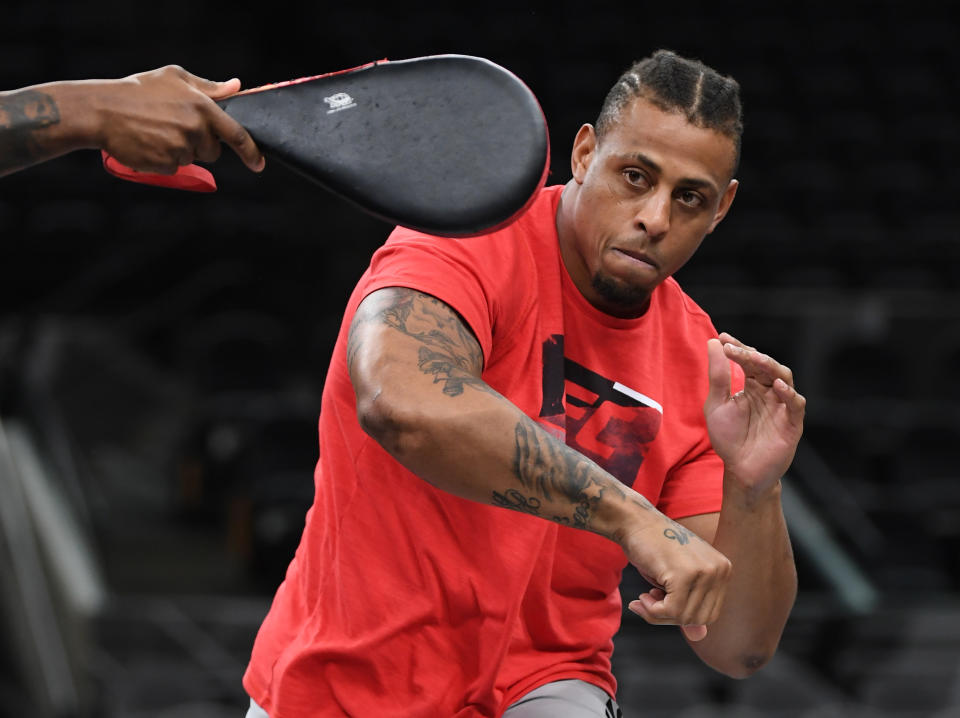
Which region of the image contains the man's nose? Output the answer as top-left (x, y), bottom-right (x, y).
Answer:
top-left (633, 189), bottom-right (671, 240)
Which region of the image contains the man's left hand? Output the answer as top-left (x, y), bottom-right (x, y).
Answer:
top-left (704, 333), bottom-right (805, 496)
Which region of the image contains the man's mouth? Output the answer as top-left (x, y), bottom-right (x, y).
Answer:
top-left (611, 247), bottom-right (658, 270)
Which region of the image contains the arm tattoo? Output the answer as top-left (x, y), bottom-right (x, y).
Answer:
top-left (492, 489), bottom-right (541, 516)
top-left (0, 90), bottom-right (61, 172)
top-left (349, 287), bottom-right (493, 397)
top-left (491, 488), bottom-right (587, 526)
top-left (506, 414), bottom-right (653, 535)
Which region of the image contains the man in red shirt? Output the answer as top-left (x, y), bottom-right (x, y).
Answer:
top-left (244, 49), bottom-right (803, 717)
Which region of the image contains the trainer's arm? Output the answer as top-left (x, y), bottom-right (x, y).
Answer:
top-left (0, 65), bottom-right (264, 177)
top-left (655, 334), bottom-right (802, 678)
top-left (349, 286), bottom-right (733, 640)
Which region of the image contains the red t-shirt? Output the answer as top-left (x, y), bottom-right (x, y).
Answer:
top-left (243, 185), bottom-right (743, 717)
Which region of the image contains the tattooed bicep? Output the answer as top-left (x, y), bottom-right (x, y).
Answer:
top-left (348, 287), bottom-right (488, 397)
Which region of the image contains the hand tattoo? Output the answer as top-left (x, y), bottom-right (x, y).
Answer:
top-left (663, 527), bottom-right (690, 545)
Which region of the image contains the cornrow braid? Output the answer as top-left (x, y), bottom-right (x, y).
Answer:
top-left (595, 49), bottom-right (743, 175)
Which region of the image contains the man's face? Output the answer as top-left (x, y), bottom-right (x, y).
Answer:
top-left (558, 97), bottom-right (739, 317)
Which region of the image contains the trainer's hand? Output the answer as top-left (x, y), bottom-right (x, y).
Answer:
top-left (621, 514), bottom-right (732, 641)
top-left (95, 65), bottom-right (265, 175)
top-left (704, 333), bottom-right (805, 497)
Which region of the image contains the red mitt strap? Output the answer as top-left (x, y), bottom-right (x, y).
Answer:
top-left (101, 150), bottom-right (217, 192)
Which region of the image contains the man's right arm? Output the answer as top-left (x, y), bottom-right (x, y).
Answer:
top-left (348, 285), bottom-right (732, 639)
top-left (0, 65), bottom-right (264, 177)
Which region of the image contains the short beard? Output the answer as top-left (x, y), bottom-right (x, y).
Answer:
top-left (591, 272), bottom-right (652, 315)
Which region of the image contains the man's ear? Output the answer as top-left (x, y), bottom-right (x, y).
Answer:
top-left (570, 124), bottom-right (597, 184)
top-left (707, 179), bottom-right (739, 234)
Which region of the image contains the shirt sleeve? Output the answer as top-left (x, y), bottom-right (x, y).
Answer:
top-left (353, 226), bottom-right (530, 365)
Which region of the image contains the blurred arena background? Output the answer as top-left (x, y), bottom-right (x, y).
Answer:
top-left (2, 1), bottom-right (959, 716)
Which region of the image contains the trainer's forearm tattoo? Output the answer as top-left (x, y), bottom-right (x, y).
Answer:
top-left (0, 90), bottom-right (61, 173)
top-left (348, 287), bottom-right (494, 397)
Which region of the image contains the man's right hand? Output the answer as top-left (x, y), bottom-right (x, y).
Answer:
top-left (619, 515), bottom-right (732, 641)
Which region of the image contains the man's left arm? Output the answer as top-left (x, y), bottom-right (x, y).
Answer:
top-left (673, 332), bottom-right (803, 678)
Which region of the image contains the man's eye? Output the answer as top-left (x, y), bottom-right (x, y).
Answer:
top-left (623, 169), bottom-right (646, 186)
top-left (679, 190), bottom-right (703, 208)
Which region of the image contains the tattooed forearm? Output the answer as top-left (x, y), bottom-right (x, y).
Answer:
top-left (509, 414), bottom-right (651, 535)
top-left (0, 90), bottom-right (61, 172)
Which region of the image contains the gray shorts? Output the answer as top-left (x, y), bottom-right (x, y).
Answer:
top-left (504, 679), bottom-right (622, 718)
top-left (246, 679), bottom-right (622, 717)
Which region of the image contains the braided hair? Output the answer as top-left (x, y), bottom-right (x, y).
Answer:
top-left (595, 50), bottom-right (743, 175)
